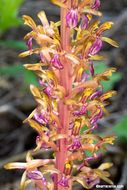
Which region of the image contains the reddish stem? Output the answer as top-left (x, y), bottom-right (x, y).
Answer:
top-left (55, 1), bottom-right (72, 190)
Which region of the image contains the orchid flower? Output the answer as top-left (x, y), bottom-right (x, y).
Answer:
top-left (5, 0), bottom-right (118, 190)
top-left (4, 151), bottom-right (55, 190)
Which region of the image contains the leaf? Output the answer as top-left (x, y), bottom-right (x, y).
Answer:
top-left (24, 70), bottom-right (38, 86)
top-left (0, 65), bottom-right (24, 76)
top-left (0, 0), bottom-right (24, 34)
top-left (0, 40), bottom-right (26, 50)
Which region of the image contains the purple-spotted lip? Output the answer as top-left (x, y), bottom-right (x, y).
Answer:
top-left (40, 52), bottom-right (45, 63)
top-left (81, 72), bottom-right (89, 82)
top-left (90, 62), bottom-right (94, 76)
top-left (39, 80), bottom-right (53, 96)
top-left (92, 0), bottom-right (101, 10)
top-left (90, 109), bottom-right (103, 124)
top-left (69, 122), bottom-right (74, 130)
top-left (27, 170), bottom-right (47, 187)
top-left (78, 154), bottom-right (102, 171)
top-left (66, 9), bottom-right (78, 28)
top-left (44, 86), bottom-right (53, 96)
top-left (51, 54), bottom-right (63, 70)
top-left (26, 37), bottom-right (33, 51)
top-left (27, 170), bottom-right (43, 180)
top-left (73, 105), bottom-right (87, 116)
top-left (34, 112), bottom-right (49, 125)
top-left (58, 176), bottom-right (69, 187)
top-left (85, 177), bottom-right (100, 187)
top-left (90, 90), bottom-right (102, 100)
top-left (68, 139), bottom-right (81, 151)
top-left (89, 38), bottom-right (103, 56)
top-left (80, 15), bottom-right (89, 29)
top-left (85, 153), bottom-right (102, 162)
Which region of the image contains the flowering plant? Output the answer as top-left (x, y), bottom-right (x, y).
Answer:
top-left (4, 0), bottom-right (118, 190)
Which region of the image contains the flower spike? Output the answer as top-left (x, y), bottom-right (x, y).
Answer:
top-left (5, 0), bottom-right (118, 190)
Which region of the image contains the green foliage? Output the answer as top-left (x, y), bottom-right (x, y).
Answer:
top-left (0, 40), bottom-right (26, 50)
top-left (80, 126), bottom-right (87, 135)
top-left (0, 64), bottom-right (38, 86)
top-left (0, 0), bottom-right (24, 35)
top-left (112, 116), bottom-right (127, 140)
top-left (94, 63), bottom-right (122, 92)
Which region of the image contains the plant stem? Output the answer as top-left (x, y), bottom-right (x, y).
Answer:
top-left (55, 1), bottom-right (72, 190)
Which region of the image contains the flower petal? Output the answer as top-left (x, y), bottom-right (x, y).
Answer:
top-left (101, 37), bottom-right (119, 48)
top-left (24, 63), bottom-right (42, 71)
top-left (73, 177), bottom-right (89, 189)
top-left (4, 162), bottom-right (27, 170)
top-left (50, 134), bottom-right (67, 141)
top-left (82, 8), bottom-right (102, 17)
top-left (98, 163), bottom-right (113, 170)
top-left (100, 91), bottom-right (116, 101)
top-left (37, 11), bottom-right (49, 27)
top-left (18, 171), bottom-right (27, 190)
top-left (22, 15), bottom-right (37, 30)
top-left (27, 119), bottom-right (48, 134)
top-left (51, 0), bottom-right (67, 8)
top-left (40, 165), bottom-right (60, 175)
top-left (30, 85), bottom-right (42, 99)
top-left (27, 159), bottom-right (54, 170)
top-left (96, 22), bottom-right (114, 35)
